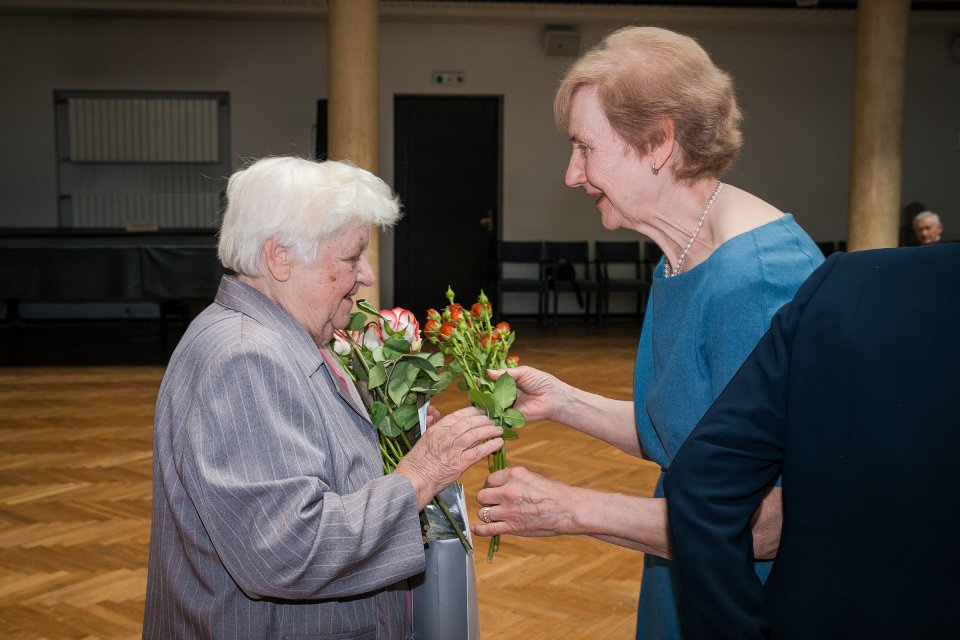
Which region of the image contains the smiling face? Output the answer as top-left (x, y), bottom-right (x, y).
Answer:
top-left (563, 86), bottom-right (653, 231)
top-left (283, 222), bottom-right (374, 346)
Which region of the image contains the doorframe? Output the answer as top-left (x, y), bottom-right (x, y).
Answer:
top-left (390, 93), bottom-right (504, 310)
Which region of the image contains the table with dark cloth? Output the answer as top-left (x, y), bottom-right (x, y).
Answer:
top-left (0, 233), bottom-right (225, 306)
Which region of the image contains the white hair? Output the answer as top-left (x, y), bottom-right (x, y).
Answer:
top-left (218, 156), bottom-right (401, 276)
top-left (913, 210), bottom-right (942, 226)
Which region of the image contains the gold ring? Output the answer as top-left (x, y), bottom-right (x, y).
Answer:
top-left (479, 506), bottom-right (492, 524)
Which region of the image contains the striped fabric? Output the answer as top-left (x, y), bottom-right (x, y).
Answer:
top-left (143, 276), bottom-right (425, 639)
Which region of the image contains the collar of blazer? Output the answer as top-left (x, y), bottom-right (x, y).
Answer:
top-left (318, 346), bottom-right (373, 424)
top-left (213, 275), bottom-right (371, 423)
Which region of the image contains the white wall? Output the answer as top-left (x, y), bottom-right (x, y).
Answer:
top-left (1, 7), bottom-right (958, 309)
top-left (0, 13), bottom-right (329, 227)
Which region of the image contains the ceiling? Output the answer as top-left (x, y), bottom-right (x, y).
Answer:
top-left (0, 0), bottom-right (957, 22)
top-left (430, 0), bottom-right (957, 8)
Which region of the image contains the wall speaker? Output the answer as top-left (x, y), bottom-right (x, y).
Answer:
top-left (543, 30), bottom-right (580, 57)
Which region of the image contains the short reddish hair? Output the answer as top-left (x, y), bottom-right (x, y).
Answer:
top-left (554, 26), bottom-right (742, 182)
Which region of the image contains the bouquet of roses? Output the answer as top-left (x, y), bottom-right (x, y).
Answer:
top-left (330, 300), bottom-right (471, 552)
top-left (424, 287), bottom-right (525, 562)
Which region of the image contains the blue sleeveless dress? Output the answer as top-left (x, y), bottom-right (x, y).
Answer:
top-left (632, 215), bottom-right (823, 639)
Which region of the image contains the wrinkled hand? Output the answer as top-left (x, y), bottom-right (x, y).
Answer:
top-left (472, 467), bottom-right (579, 538)
top-left (487, 366), bottom-right (567, 423)
top-left (424, 404), bottom-right (442, 428)
top-left (395, 406), bottom-right (503, 510)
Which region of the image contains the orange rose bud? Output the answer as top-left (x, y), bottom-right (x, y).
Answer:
top-left (480, 332), bottom-right (500, 349)
top-left (506, 354), bottom-right (520, 367)
top-left (471, 301), bottom-right (492, 317)
top-left (446, 304), bottom-right (464, 321)
top-left (424, 319), bottom-right (440, 336)
top-left (495, 321), bottom-right (511, 335)
top-left (439, 322), bottom-right (457, 340)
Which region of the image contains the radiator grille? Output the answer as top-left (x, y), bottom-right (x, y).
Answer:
top-left (71, 192), bottom-right (222, 228)
top-left (67, 97), bottom-right (219, 163)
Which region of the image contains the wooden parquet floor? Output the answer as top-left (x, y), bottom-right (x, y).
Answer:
top-left (0, 320), bottom-right (659, 639)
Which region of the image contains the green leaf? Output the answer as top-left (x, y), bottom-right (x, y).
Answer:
top-left (404, 355), bottom-right (436, 373)
top-left (383, 337), bottom-right (411, 359)
top-left (368, 363), bottom-right (387, 389)
top-left (345, 312), bottom-right (367, 332)
top-left (435, 372), bottom-right (453, 391)
top-left (418, 368), bottom-right (441, 382)
top-left (469, 387), bottom-right (496, 417)
top-left (388, 361), bottom-right (418, 406)
top-left (393, 403), bottom-right (420, 430)
top-left (502, 408), bottom-right (526, 429)
top-left (379, 416), bottom-right (402, 438)
top-left (500, 426), bottom-right (519, 440)
top-left (410, 386), bottom-right (432, 394)
top-left (428, 352), bottom-right (445, 368)
top-left (371, 346), bottom-right (385, 362)
top-left (411, 370), bottom-right (452, 395)
top-left (370, 401), bottom-right (388, 429)
top-left (353, 360), bottom-right (369, 382)
top-left (457, 379), bottom-right (470, 392)
top-left (356, 299), bottom-right (383, 318)
top-left (492, 372), bottom-right (517, 411)
top-left (472, 347), bottom-right (485, 364)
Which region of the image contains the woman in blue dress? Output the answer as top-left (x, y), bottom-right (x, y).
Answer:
top-left (472, 26), bottom-right (824, 639)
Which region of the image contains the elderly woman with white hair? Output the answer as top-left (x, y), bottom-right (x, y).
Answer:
top-left (472, 27), bottom-right (824, 638)
top-left (143, 156), bottom-right (502, 639)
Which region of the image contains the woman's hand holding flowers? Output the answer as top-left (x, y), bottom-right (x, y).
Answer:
top-left (425, 287), bottom-right (525, 561)
top-left (396, 407), bottom-right (504, 511)
top-left (487, 366), bottom-right (569, 424)
top-left (473, 466), bottom-right (581, 538)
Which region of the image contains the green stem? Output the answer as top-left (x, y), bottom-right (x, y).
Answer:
top-left (485, 442), bottom-right (507, 562)
top-left (345, 333), bottom-right (372, 378)
top-left (338, 326), bottom-right (474, 553)
top-left (487, 534), bottom-right (499, 563)
top-left (386, 434), bottom-right (405, 461)
top-left (433, 496), bottom-right (473, 552)
top-left (384, 421), bottom-right (472, 553)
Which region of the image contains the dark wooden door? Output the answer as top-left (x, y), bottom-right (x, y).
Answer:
top-left (393, 95), bottom-right (501, 319)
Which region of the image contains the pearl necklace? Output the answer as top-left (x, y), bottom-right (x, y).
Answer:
top-left (664, 180), bottom-right (724, 278)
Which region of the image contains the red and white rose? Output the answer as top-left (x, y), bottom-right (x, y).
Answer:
top-left (380, 307), bottom-right (422, 351)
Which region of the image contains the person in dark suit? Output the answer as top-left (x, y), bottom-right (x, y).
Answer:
top-left (143, 156), bottom-right (502, 639)
top-left (663, 244), bottom-right (960, 640)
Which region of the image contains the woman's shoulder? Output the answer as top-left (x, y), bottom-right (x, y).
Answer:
top-left (168, 306), bottom-right (308, 386)
top-left (714, 214), bottom-right (820, 269)
top-left (699, 215), bottom-right (821, 302)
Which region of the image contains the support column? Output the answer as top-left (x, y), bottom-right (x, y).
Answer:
top-left (846, 0), bottom-right (910, 251)
top-left (328, 0), bottom-right (382, 306)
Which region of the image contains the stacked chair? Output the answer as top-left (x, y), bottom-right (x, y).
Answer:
top-left (544, 241), bottom-right (601, 325)
top-left (497, 239), bottom-right (664, 324)
top-left (496, 240), bottom-right (548, 323)
top-left (595, 240), bottom-right (649, 323)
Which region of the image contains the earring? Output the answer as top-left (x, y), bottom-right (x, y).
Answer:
top-left (651, 164), bottom-right (659, 176)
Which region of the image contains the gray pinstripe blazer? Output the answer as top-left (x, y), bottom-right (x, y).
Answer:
top-left (143, 276), bottom-right (425, 640)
